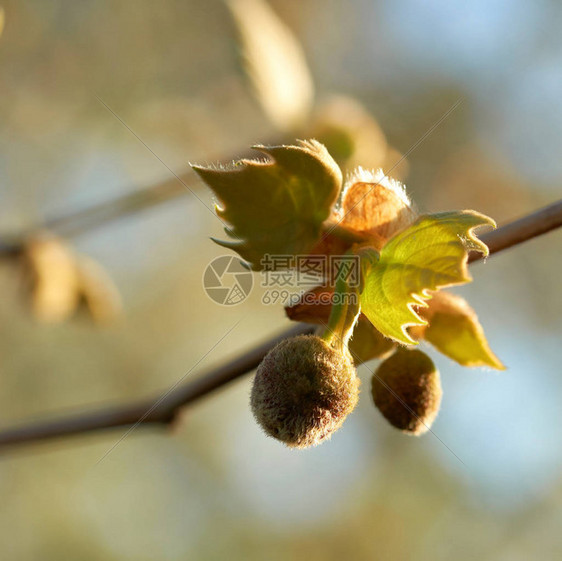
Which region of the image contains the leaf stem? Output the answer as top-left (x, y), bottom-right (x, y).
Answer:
top-left (321, 268), bottom-right (361, 349)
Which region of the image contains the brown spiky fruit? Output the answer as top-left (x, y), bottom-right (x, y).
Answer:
top-left (371, 349), bottom-right (442, 435)
top-left (251, 335), bottom-right (360, 448)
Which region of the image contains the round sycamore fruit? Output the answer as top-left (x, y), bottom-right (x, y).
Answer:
top-left (371, 349), bottom-right (442, 435)
top-left (251, 335), bottom-right (360, 448)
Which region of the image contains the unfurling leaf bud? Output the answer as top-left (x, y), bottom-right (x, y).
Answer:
top-left (371, 349), bottom-right (442, 435)
top-left (251, 335), bottom-right (359, 448)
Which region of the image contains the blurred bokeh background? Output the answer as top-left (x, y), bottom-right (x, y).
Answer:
top-left (0, 0), bottom-right (561, 559)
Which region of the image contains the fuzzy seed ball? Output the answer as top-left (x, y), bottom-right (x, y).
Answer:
top-left (371, 349), bottom-right (442, 435)
top-left (251, 335), bottom-right (360, 449)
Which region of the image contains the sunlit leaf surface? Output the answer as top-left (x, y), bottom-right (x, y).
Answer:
top-left (360, 211), bottom-right (495, 344)
top-left (193, 140), bottom-right (342, 269)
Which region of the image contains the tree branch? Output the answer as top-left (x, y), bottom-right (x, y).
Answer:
top-left (0, 145), bottom-right (266, 256)
top-left (468, 199), bottom-right (562, 262)
top-left (0, 173), bottom-right (194, 256)
top-left (0, 200), bottom-right (560, 450)
top-left (0, 323), bottom-right (314, 449)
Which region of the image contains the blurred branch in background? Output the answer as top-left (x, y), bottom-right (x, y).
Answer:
top-left (0, 164), bottom-right (219, 256)
top-left (0, 199), bottom-right (559, 451)
top-left (0, 323), bottom-right (314, 449)
top-left (0, 0), bottom-right (304, 254)
top-left (0, 0), bottom-right (405, 331)
top-left (0, 0), bottom-right (404, 257)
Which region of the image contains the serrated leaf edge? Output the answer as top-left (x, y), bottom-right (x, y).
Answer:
top-left (363, 210), bottom-right (496, 345)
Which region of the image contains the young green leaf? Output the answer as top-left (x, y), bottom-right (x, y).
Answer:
top-left (360, 211), bottom-right (495, 344)
top-left (192, 140), bottom-right (342, 269)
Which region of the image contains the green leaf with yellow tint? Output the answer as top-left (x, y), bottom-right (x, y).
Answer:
top-left (360, 211), bottom-right (496, 345)
top-left (419, 291), bottom-right (504, 369)
top-left (192, 140), bottom-right (342, 269)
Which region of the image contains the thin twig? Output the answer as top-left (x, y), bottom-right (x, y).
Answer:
top-left (0, 174), bottom-right (193, 256)
top-left (0, 200), bottom-right (560, 450)
top-left (0, 323), bottom-right (313, 449)
top-left (468, 199), bottom-right (562, 262)
top-left (0, 145), bottom-right (267, 256)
